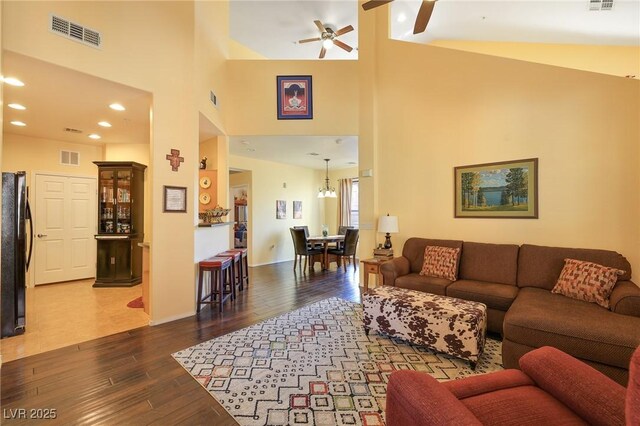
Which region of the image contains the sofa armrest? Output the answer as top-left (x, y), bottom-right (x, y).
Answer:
top-left (380, 257), bottom-right (410, 286)
top-left (519, 346), bottom-right (625, 426)
top-left (609, 280), bottom-right (640, 317)
top-left (386, 371), bottom-right (481, 426)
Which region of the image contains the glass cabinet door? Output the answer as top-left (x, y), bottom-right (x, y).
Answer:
top-left (99, 170), bottom-right (115, 233)
top-left (116, 169), bottom-right (132, 234)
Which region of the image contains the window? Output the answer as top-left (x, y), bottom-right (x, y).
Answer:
top-left (350, 179), bottom-right (359, 227)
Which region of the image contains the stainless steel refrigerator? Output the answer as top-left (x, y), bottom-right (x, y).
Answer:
top-left (1, 171), bottom-right (33, 338)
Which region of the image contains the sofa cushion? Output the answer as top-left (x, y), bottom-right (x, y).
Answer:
top-left (447, 280), bottom-right (519, 311)
top-left (402, 238), bottom-right (463, 274)
top-left (419, 246), bottom-right (460, 281)
top-left (504, 287), bottom-right (640, 369)
top-left (551, 259), bottom-right (624, 309)
top-left (459, 242), bottom-right (519, 285)
top-left (395, 273), bottom-right (451, 295)
top-left (517, 244), bottom-right (632, 290)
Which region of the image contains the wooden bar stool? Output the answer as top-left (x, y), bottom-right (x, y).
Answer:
top-left (216, 250), bottom-right (241, 290)
top-left (197, 256), bottom-right (234, 313)
top-left (226, 248), bottom-right (249, 290)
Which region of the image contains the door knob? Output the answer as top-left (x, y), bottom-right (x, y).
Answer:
top-left (37, 233), bottom-right (48, 238)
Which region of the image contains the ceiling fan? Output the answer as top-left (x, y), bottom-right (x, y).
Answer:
top-left (362, 0), bottom-right (437, 34)
top-left (298, 20), bottom-right (355, 59)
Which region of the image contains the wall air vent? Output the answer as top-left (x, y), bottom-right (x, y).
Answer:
top-left (589, 0), bottom-right (614, 11)
top-left (60, 150), bottom-right (80, 166)
top-left (50, 14), bottom-right (102, 49)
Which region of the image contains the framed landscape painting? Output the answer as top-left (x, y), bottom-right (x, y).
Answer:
top-left (454, 158), bottom-right (538, 218)
top-left (276, 75), bottom-right (313, 120)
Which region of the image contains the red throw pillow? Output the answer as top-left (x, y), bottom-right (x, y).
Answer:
top-left (551, 258), bottom-right (624, 309)
top-left (419, 246), bottom-right (460, 281)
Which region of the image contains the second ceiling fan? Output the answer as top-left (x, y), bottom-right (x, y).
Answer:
top-left (298, 20), bottom-right (355, 59)
top-left (362, 0), bottom-right (438, 34)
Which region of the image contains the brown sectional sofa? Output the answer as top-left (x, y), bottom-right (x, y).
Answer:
top-left (380, 237), bottom-right (640, 385)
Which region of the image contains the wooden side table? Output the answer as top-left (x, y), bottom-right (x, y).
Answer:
top-left (361, 258), bottom-right (393, 291)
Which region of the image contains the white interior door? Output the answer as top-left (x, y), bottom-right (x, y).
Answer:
top-left (34, 174), bottom-right (97, 285)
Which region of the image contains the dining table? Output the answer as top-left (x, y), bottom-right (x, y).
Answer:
top-left (307, 235), bottom-right (345, 270)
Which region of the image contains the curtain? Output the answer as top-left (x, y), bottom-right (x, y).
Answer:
top-left (338, 178), bottom-right (353, 227)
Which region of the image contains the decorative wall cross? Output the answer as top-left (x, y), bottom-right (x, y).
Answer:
top-left (166, 149), bottom-right (184, 172)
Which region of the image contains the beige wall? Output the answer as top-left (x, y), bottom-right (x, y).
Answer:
top-left (4, 1), bottom-right (200, 324)
top-left (322, 166), bottom-right (358, 235)
top-left (373, 38), bottom-right (640, 274)
top-left (2, 133), bottom-right (103, 181)
top-left (229, 154), bottom-right (323, 266)
top-left (430, 41), bottom-right (640, 80)
top-left (225, 59), bottom-right (359, 136)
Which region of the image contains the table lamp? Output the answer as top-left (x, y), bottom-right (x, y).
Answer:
top-left (378, 214), bottom-right (399, 249)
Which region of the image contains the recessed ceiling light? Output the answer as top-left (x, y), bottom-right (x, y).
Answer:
top-left (88, 134), bottom-right (101, 140)
top-left (8, 103), bottom-right (26, 110)
top-left (3, 77), bottom-right (25, 87)
top-left (98, 121), bottom-right (112, 127)
top-left (241, 140), bottom-right (250, 145)
top-left (109, 103), bottom-right (126, 111)
top-left (10, 121), bottom-right (26, 127)
top-left (397, 13), bottom-right (407, 23)
top-left (246, 148), bottom-right (256, 152)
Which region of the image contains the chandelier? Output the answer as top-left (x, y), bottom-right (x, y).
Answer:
top-left (318, 158), bottom-right (337, 198)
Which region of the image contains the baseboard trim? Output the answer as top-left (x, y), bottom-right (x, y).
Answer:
top-left (149, 310), bottom-right (194, 326)
top-left (249, 259), bottom-right (293, 268)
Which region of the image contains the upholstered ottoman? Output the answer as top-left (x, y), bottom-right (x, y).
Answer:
top-left (363, 286), bottom-right (487, 368)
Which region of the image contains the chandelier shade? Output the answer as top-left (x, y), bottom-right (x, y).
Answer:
top-left (318, 159), bottom-right (337, 198)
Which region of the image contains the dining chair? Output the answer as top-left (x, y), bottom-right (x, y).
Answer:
top-left (336, 226), bottom-right (355, 249)
top-left (290, 228), bottom-right (323, 272)
top-left (328, 228), bottom-right (359, 272)
top-left (294, 225), bottom-right (321, 249)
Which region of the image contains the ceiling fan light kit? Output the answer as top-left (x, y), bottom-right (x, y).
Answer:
top-left (298, 20), bottom-right (354, 59)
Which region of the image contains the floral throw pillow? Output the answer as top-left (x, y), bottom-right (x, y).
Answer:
top-left (419, 246), bottom-right (461, 281)
top-left (551, 258), bottom-right (624, 309)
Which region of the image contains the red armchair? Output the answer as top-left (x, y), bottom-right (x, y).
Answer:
top-left (386, 345), bottom-right (640, 426)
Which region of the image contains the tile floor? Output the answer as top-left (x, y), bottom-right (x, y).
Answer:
top-left (0, 279), bottom-right (149, 363)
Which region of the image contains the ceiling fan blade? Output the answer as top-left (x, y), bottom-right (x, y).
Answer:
top-left (298, 37), bottom-right (321, 44)
top-left (413, 0), bottom-right (436, 34)
top-left (314, 20), bottom-right (326, 33)
top-left (319, 47), bottom-right (326, 59)
top-left (362, 0), bottom-right (394, 11)
top-left (333, 39), bottom-right (353, 53)
top-left (334, 25), bottom-right (354, 37)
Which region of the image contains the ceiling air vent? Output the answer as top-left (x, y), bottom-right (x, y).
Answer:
top-left (60, 150), bottom-right (80, 166)
top-left (589, 0), bottom-right (614, 11)
top-left (50, 14), bottom-right (102, 48)
top-left (64, 127), bottom-right (83, 134)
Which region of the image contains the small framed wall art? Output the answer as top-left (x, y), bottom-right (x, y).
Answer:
top-left (276, 75), bottom-right (313, 120)
top-left (276, 200), bottom-right (287, 219)
top-left (163, 185), bottom-right (187, 213)
top-left (293, 201), bottom-right (302, 219)
top-left (454, 158), bottom-right (538, 219)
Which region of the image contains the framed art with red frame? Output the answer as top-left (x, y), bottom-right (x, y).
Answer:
top-left (277, 75), bottom-right (313, 120)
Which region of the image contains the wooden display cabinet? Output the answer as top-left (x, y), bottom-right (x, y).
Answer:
top-left (93, 161), bottom-right (147, 287)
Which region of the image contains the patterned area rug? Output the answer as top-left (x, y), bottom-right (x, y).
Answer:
top-left (173, 298), bottom-right (503, 426)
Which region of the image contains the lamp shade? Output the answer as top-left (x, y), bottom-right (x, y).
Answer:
top-left (378, 215), bottom-right (399, 234)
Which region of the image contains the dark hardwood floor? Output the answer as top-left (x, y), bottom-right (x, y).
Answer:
top-left (1, 261), bottom-right (362, 425)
